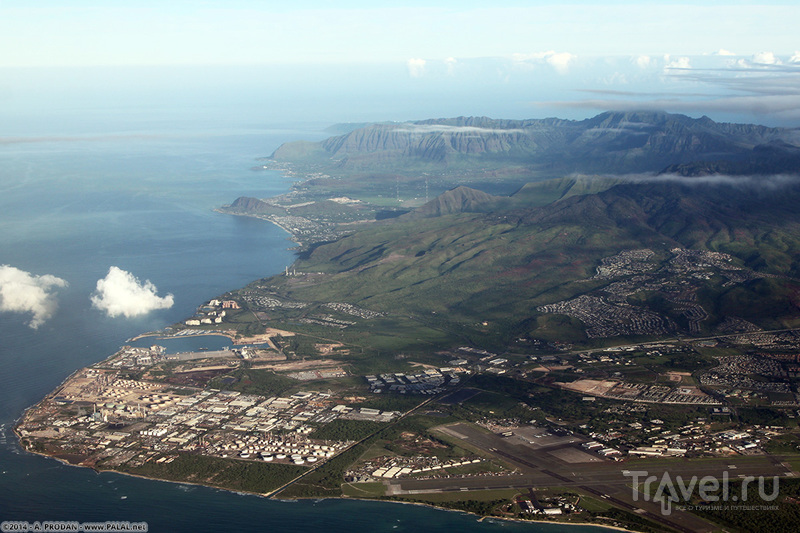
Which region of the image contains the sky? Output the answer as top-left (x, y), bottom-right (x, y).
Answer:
top-left (2, 1), bottom-right (800, 125)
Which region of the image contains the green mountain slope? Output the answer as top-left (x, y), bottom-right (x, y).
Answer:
top-left (400, 186), bottom-right (503, 218)
top-left (235, 176), bottom-right (800, 352)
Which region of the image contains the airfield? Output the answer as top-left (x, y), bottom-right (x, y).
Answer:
top-left (381, 422), bottom-right (796, 533)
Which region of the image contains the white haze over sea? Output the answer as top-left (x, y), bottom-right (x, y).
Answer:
top-left (6, 51), bottom-right (800, 136)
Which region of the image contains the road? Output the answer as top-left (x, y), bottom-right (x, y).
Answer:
top-left (267, 393), bottom-right (440, 498)
top-left (564, 327), bottom-right (800, 357)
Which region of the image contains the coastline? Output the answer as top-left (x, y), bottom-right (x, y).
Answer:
top-left (214, 208), bottom-right (302, 249)
top-left (12, 213), bottom-right (630, 532)
top-left (9, 430), bottom-right (633, 533)
top-left (13, 364), bottom-right (630, 533)
top-left (347, 497), bottom-right (636, 533)
top-left (10, 160), bottom-right (632, 533)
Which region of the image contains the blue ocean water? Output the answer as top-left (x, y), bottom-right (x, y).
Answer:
top-left (0, 114), bottom-right (610, 532)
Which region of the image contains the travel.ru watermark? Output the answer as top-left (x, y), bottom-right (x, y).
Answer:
top-left (623, 470), bottom-right (780, 515)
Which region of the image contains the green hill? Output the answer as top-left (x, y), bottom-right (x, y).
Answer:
top-left (233, 175), bottom-right (800, 353)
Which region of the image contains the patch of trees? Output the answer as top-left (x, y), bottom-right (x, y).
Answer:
top-left (310, 420), bottom-right (384, 441)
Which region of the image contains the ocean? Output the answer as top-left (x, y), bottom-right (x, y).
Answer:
top-left (0, 110), bottom-right (610, 532)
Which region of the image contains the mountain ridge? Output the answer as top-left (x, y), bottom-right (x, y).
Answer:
top-left (270, 111), bottom-right (799, 176)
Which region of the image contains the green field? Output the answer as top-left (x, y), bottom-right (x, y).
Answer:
top-left (341, 482), bottom-right (387, 498)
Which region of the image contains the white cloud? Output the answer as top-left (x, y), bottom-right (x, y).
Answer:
top-left (394, 124), bottom-right (525, 135)
top-left (407, 58), bottom-right (426, 78)
top-left (545, 51), bottom-right (575, 74)
top-left (513, 51), bottom-right (575, 74)
top-left (444, 57), bottom-right (457, 75)
top-left (715, 49), bottom-right (736, 56)
top-left (91, 266), bottom-right (174, 318)
top-left (634, 55), bottom-right (651, 69)
top-left (663, 55), bottom-right (691, 70)
top-left (752, 51), bottom-right (780, 65)
top-left (0, 265), bottom-right (68, 329)
top-left (790, 52), bottom-right (800, 64)
top-left (735, 52), bottom-right (785, 69)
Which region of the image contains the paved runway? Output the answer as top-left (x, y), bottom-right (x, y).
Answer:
top-left (386, 422), bottom-right (796, 532)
